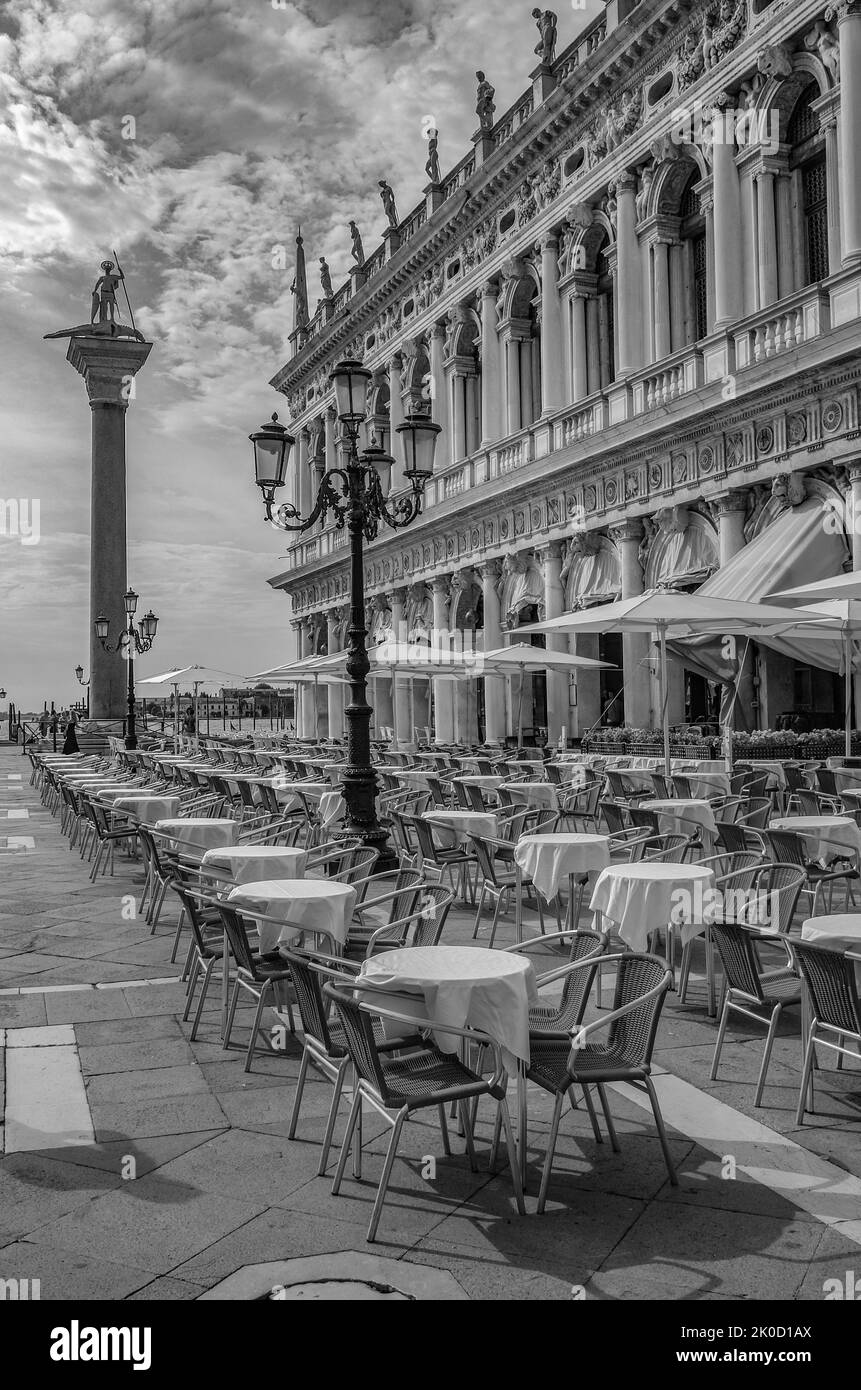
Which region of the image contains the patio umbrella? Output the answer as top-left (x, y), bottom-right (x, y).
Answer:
top-left (518, 591), bottom-right (825, 774)
top-left (767, 572), bottom-right (861, 757)
top-left (477, 643), bottom-right (612, 749)
top-left (137, 665), bottom-right (249, 751)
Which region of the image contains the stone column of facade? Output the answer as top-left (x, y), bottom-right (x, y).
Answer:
top-left (290, 619), bottom-right (304, 736)
top-left (388, 353), bottom-right (406, 491)
top-left (431, 577), bottom-right (455, 743)
top-left (539, 235), bottom-right (564, 415)
top-left (539, 542), bottom-right (568, 740)
top-left (300, 616), bottom-right (318, 739)
top-left (66, 334), bottom-right (152, 721)
top-left (479, 282), bottom-right (503, 445)
top-left (296, 429), bottom-right (311, 518)
top-left (819, 104), bottom-right (843, 272)
top-left (478, 560), bottom-right (506, 742)
top-left (429, 323), bottom-right (450, 452)
top-left (755, 167), bottom-right (779, 308)
top-left (711, 105), bottom-right (742, 328)
top-left (850, 464), bottom-right (861, 568)
top-left (652, 238), bottom-right (672, 360)
top-left (389, 587), bottom-right (412, 746)
top-left (610, 520), bottom-right (651, 727)
top-left (835, 0), bottom-right (861, 265)
top-left (570, 289), bottom-right (589, 400)
top-left (324, 406), bottom-right (337, 473)
top-left (502, 329), bottom-right (525, 434)
top-left (615, 173), bottom-right (645, 374)
top-left (714, 489), bottom-right (755, 724)
top-left (325, 608), bottom-right (344, 740)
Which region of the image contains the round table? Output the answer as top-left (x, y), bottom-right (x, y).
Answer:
top-left (153, 818), bottom-right (238, 854)
top-left (590, 861), bottom-right (716, 954)
top-left (111, 795), bottom-right (181, 825)
top-left (514, 832), bottom-right (611, 903)
top-left (426, 809), bottom-right (498, 849)
top-left (228, 878), bottom-right (357, 953)
top-left (504, 783), bottom-right (560, 811)
top-left (649, 798), bottom-right (718, 849)
top-left (769, 815), bottom-right (861, 866)
top-left (359, 944), bottom-right (537, 1065)
top-left (684, 771), bottom-right (731, 800)
top-left (201, 844), bottom-right (307, 890)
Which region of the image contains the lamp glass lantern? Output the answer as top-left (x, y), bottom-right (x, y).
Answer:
top-left (250, 413), bottom-right (293, 494)
top-left (74, 665), bottom-right (84, 682)
top-left (140, 610), bottom-right (159, 641)
top-left (94, 614), bottom-right (110, 642)
top-left (330, 359), bottom-right (372, 423)
top-left (397, 414), bottom-right (442, 479)
top-left (124, 588), bottom-right (139, 618)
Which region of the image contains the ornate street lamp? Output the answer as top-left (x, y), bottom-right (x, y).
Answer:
top-left (249, 368), bottom-right (440, 861)
top-left (94, 588), bottom-right (159, 749)
top-left (74, 664), bottom-right (90, 718)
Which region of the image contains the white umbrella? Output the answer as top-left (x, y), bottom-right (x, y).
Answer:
top-left (137, 665), bottom-right (250, 750)
top-left (767, 572), bottom-right (861, 757)
top-left (477, 643), bottom-right (612, 749)
top-left (518, 591), bottom-right (825, 774)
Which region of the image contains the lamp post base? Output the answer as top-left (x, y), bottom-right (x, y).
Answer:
top-left (338, 764), bottom-right (398, 873)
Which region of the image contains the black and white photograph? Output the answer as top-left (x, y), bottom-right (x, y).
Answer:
top-left (2, 0), bottom-right (861, 1340)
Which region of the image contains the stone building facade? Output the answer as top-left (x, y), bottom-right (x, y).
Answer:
top-left (266, 0), bottom-right (861, 743)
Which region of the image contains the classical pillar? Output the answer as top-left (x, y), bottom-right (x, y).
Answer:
top-left (66, 333), bottom-right (152, 721)
top-left (300, 617), bottom-right (318, 739)
top-left (756, 168), bottom-right (779, 309)
top-left (325, 608), bottom-right (344, 740)
top-left (540, 235), bottom-right (564, 415)
top-left (539, 543), bottom-right (568, 740)
top-left (711, 106), bottom-right (742, 328)
top-left (714, 490), bottom-right (755, 726)
top-left (290, 619), bottom-right (303, 736)
top-left (429, 323), bottom-right (450, 450)
top-left (389, 587), bottom-right (412, 746)
top-left (448, 361), bottom-right (468, 463)
top-left (479, 560), bottom-right (506, 742)
top-left (849, 464), bottom-right (861, 569)
top-left (820, 108), bottom-right (843, 272)
top-left (388, 353), bottom-right (406, 491)
top-left (611, 520), bottom-right (651, 727)
top-left (324, 406), bottom-right (337, 472)
top-left (479, 282), bottom-right (503, 445)
top-left (570, 292), bottom-right (589, 400)
top-left (835, 1), bottom-right (861, 265)
top-left (615, 173), bottom-right (644, 374)
top-left (504, 332), bottom-right (522, 434)
top-left (431, 577), bottom-right (455, 743)
top-left (652, 239), bottom-right (672, 361)
top-left (296, 429), bottom-right (311, 518)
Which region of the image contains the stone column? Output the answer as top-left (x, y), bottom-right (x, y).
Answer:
top-left (324, 406), bottom-right (337, 473)
top-left (479, 560), bottom-right (506, 742)
top-left (539, 235), bottom-right (564, 415)
top-left (66, 334), bottom-right (152, 721)
top-left (539, 542), bottom-right (568, 740)
top-left (389, 587), bottom-right (412, 746)
top-left (290, 620), bottom-right (303, 735)
top-left (449, 362), bottom-right (467, 463)
top-left (610, 520), bottom-right (651, 727)
top-left (835, 0), bottom-right (861, 265)
top-left (570, 291), bottom-right (589, 401)
top-left (615, 173), bottom-right (644, 374)
top-left (300, 617), bottom-right (318, 739)
top-left (711, 106), bottom-right (742, 328)
top-left (479, 282), bottom-right (503, 445)
top-left (714, 489), bottom-right (755, 725)
top-left (821, 107), bottom-right (843, 272)
top-left (756, 168), bottom-right (779, 308)
top-left (431, 577), bottom-right (455, 743)
top-left (429, 323), bottom-right (450, 450)
top-left (388, 353), bottom-right (406, 491)
top-left (504, 332), bottom-right (522, 434)
top-left (296, 429), bottom-right (311, 518)
top-left (652, 239), bottom-right (672, 360)
top-left (325, 608), bottom-right (344, 739)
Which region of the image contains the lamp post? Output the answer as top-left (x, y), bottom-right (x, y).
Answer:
top-left (94, 589), bottom-right (159, 750)
top-left (249, 359), bottom-right (440, 861)
top-left (74, 664), bottom-right (90, 718)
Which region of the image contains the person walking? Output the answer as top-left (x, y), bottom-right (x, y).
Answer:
top-left (62, 711), bottom-right (79, 755)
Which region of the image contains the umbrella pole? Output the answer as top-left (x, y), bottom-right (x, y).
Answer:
top-left (173, 684), bottom-right (179, 754)
top-left (314, 675), bottom-right (320, 742)
top-left (659, 623), bottom-right (670, 778)
top-left (517, 675), bottom-right (524, 751)
top-left (845, 628), bottom-right (852, 760)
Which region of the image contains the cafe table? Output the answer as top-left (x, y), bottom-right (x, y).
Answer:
top-left (454, 774), bottom-right (505, 793)
top-left (153, 817), bottom-right (238, 854)
top-left (683, 770), bottom-right (731, 800)
top-left (800, 913), bottom-right (861, 987)
top-left (359, 944), bottom-right (537, 1164)
top-left (504, 782), bottom-right (559, 811)
top-left (590, 861), bottom-right (717, 1007)
top-left (111, 794), bottom-right (181, 825)
top-left (426, 809), bottom-right (498, 849)
top-left (514, 832), bottom-right (611, 936)
top-left (649, 798), bottom-right (718, 850)
top-left (546, 762), bottom-right (587, 786)
top-left (769, 814), bottom-right (861, 866)
top-left (228, 878), bottom-right (356, 954)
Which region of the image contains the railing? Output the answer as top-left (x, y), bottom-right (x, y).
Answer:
top-left (399, 204), bottom-right (426, 245)
top-left (363, 245), bottom-right (385, 280)
top-left (732, 285), bottom-right (830, 370)
top-left (630, 347), bottom-right (703, 414)
top-left (558, 399), bottom-right (599, 446)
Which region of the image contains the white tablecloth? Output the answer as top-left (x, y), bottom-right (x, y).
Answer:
top-left (833, 767), bottom-right (861, 792)
top-left (454, 775), bottom-right (505, 792)
top-left (112, 795), bottom-right (181, 825)
top-left (649, 798), bottom-right (718, 848)
top-left (546, 762), bottom-right (587, 786)
top-left (515, 832), bottom-right (611, 902)
top-left (769, 815), bottom-right (861, 865)
top-left (684, 771), bottom-right (731, 800)
top-left (359, 944), bottom-right (537, 1064)
top-left (801, 913), bottom-right (861, 986)
top-left (88, 785), bottom-right (149, 800)
top-left (426, 810), bottom-right (498, 848)
top-left (228, 878), bottom-right (356, 952)
top-left (591, 862), bottom-right (716, 952)
top-left (504, 782), bottom-right (559, 810)
top-left (201, 844), bottom-right (307, 890)
top-left (154, 818), bottom-right (238, 852)
top-left (737, 760), bottom-right (787, 790)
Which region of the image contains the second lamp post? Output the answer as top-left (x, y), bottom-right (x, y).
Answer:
top-left (250, 359), bottom-right (440, 862)
top-left (94, 589), bottom-right (158, 750)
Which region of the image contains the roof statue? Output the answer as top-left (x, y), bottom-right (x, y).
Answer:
top-left (319, 257), bottom-right (333, 299)
top-left (532, 9), bottom-right (558, 66)
top-left (44, 253), bottom-right (146, 342)
top-left (425, 129), bottom-right (441, 184)
top-left (379, 180), bottom-right (399, 228)
top-left (475, 71), bottom-right (496, 131)
top-left (349, 220), bottom-right (365, 265)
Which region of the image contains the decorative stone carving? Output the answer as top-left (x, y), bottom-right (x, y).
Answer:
top-left (379, 180), bottom-right (398, 228)
top-left (635, 163), bottom-right (655, 222)
top-left (476, 70), bottom-right (496, 131)
top-left (588, 89), bottom-right (643, 163)
top-left (348, 220), bottom-right (364, 265)
top-left (804, 19), bottom-right (840, 81)
top-left (757, 43), bottom-right (793, 79)
top-left (533, 157), bottom-right (561, 210)
top-left (771, 473), bottom-right (806, 507)
top-left (517, 177), bottom-right (538, 226)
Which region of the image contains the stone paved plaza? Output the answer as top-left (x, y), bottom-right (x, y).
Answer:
top-left (2, 741), bottom-right (861, 1303)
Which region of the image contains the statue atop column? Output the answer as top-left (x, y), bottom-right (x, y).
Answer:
top-left (44, 254), bottom-right (146, 342)
top-left (425, 129), bottom-right (441, 185)
top-left (532, 8), bottom-right (558, 66)
top-left (379, 180), bottom-right (399, 227)
top-left (475, 71), bottom-right (496, 131)
top-left (319, 257), bottom-right (333, 298)
top-left (349, 220), bottom-right (365, 265)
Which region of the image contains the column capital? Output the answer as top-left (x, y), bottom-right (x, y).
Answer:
top-left (477, 557), bottom-right (503, 580)
top-left (66, 335), bottom-right (152, 408)
top-left (480, 279), bottom-right (499, 299)
top-left (538, 233), bottom-right (559, 254)
top-left (713, 488), bottom-right (750, 516)
top-left (615, 170), bottom-right (638, 194)
top-left (430, 574), bottom-right (451, 595)
top-left (827, 1), bottom-right (861, 23)
top-left (390, 585), bottom-right (408, 607)
top-left (429, 321), bottom-right (447, 342)
top-left (609, 519), bottom-right (644, 544)
top-left (537, 540), bottom-right (565, 563)
top-left (848, 461), bottom-right (861, 484)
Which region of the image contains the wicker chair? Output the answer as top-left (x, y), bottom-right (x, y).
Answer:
top-left (790, 939), bottom-right (861, 1125)
top-left (763, 828), bottom-right (859, 914)
top-left (650, 771), bottom-right (674, 798)
top-left (324, 978), bottom-right (526, 1241)
top-left (218, 903), bottom-right (296, 1071)
top-left (557, 779), bottom-right (602, 832)
top-left (469, 832), bottom-right (553, 946)
top-left (506, 928), bottom-right (608, 1035)
top-left (519, 953), bottom-right (677, 1211)
top-left (709, 920), bottom-right (802, 1106)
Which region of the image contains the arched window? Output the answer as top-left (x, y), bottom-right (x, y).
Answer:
top-left (679, 174), bottom-right (708, 344)
top-left (788, 82), bottom-right (829, 287)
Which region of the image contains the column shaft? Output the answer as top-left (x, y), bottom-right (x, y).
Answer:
top-left (540, 236), bottom-right (564, 415)
top-left (838, 5), bottom-right (861, 264)
top-left (479, 284), bottom-right (502, 445)
top-left (712, 110), bottom-right (742, 328)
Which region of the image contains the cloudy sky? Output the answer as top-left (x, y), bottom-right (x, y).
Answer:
top-left (0, 0), bottom-right (600, 712)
